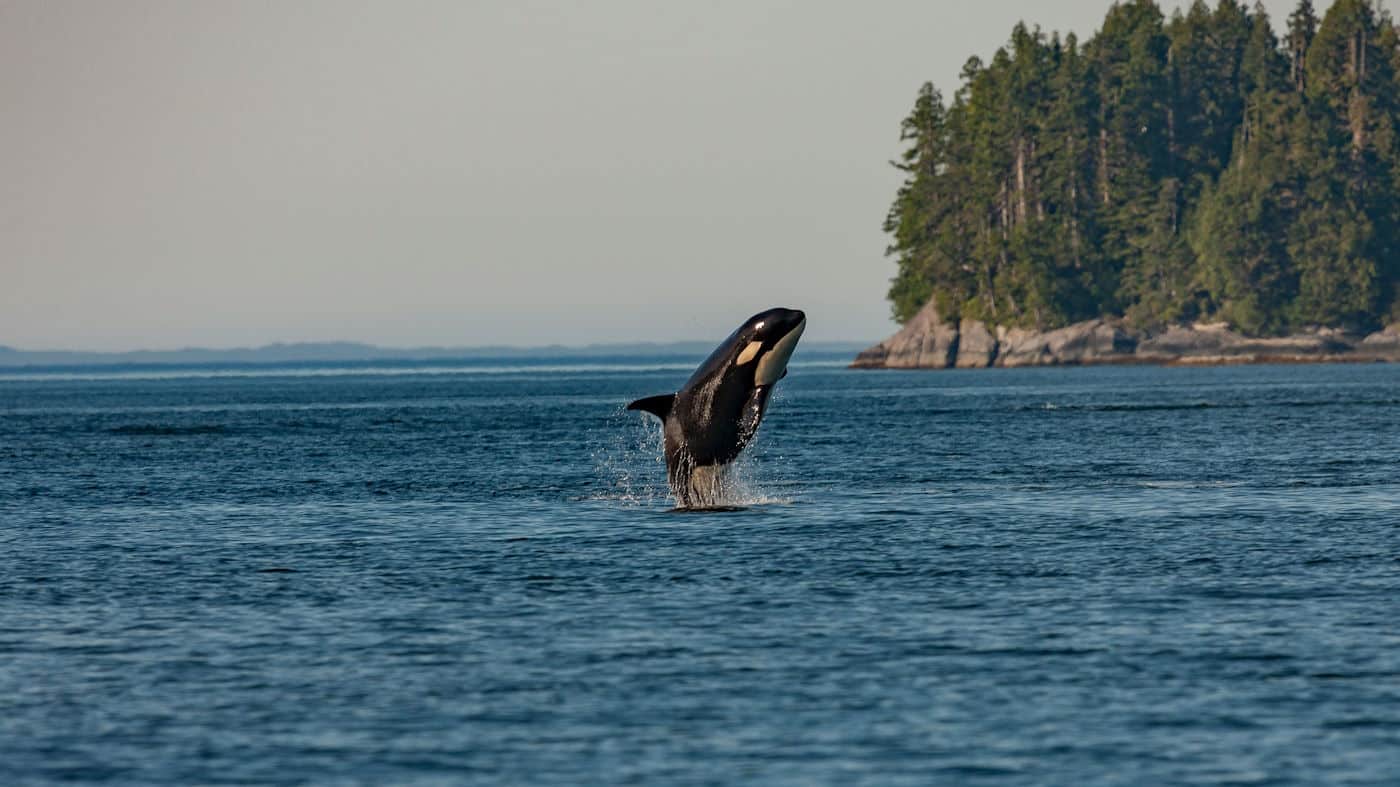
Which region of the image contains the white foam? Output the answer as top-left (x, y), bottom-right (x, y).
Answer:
top-left (591, 404), bottom-right (795, 509)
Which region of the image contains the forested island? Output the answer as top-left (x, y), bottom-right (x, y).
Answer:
top-left (857, 0), bottom-right (1400, 368)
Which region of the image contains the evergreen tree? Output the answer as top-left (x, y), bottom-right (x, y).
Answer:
top-left (881, 0), bottom-right (1400, 334)
top-left (1041, 32), bottom-right (1107, 322)
top-left (1191, 4), bottom-right (1298, 334)
top-left (1167, 0), bottom-right (1251, 186)
top-left (1287, 0), bottom-right (1319, 91)
top-left (1088, 0), bottom-right (1172, 318)
top-left (1291, 0), bottom-right (1397, 327)
top-left (884, 82), bottom-right (956, 323)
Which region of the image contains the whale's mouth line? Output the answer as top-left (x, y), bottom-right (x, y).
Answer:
top-left (755, 317), bottom-right (805, 387)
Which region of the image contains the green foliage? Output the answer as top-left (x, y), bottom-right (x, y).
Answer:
top-left (884, 0), bottom-right (1400, 334)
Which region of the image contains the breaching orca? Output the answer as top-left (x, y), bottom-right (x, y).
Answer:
top-left (628, 307), bottom-right (806, 508)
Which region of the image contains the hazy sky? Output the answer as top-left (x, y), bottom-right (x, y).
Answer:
top-left (3, 0), bottom-right (1317, 350)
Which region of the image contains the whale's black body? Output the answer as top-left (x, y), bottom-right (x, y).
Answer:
top-left (628, 308), bottom-right (806, 507)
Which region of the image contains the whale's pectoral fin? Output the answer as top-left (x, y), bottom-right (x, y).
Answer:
top-left (627, 393), bottom-right (676, 420)
top-left (737, 387), bottom-right (772, 443)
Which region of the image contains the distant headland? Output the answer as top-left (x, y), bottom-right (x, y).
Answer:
top-left (0, 341), bottom-right (867, 370)
top-left (870, 0), bottom-right (1400, 369)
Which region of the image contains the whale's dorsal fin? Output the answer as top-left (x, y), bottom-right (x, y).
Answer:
top-left (627, 393), bottom-right (675, 420)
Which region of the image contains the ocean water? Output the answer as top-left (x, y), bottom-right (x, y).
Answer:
top-left (3, 356), bottom-right (1400, 785)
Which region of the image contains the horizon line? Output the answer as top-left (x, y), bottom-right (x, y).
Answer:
top-left (0, 337), bottom-right (875, 357)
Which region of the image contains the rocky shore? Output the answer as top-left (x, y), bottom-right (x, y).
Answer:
top-left (851, 299), bottom-right (1400, 369)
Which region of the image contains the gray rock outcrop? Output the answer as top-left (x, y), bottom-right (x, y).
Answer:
top-left (852, 299), bottom-right (957, 369)
top-left (852, 301), bottom-right (1400, 369)
top-left (997, 320), bottom-right (1136, 367)
top-left (1360, 325), bottom-right (1400, 358)
top-left (954, 319), bottom-right (997, 368)
top-left (1136, 323), bottom-right (1358, 363)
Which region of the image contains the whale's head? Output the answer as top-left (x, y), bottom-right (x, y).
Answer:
top-left (727, 307), bottom-right (807, 386)
top-left (678, 308), bottom-right (807, 394)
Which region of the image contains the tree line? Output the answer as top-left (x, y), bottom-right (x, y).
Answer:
top-left (885, 0), bottom-right (1400, 335)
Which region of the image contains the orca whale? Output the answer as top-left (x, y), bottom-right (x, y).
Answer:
top-left (628, 307), bottom-right (806, 508)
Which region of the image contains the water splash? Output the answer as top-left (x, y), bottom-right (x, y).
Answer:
top-left (694, 444), bottom-right (793, 509)
top-left (591, 404), bottom-right (792, 509)
top-left (589, 405), bottom-right (669, 506)
top-left (697, 385), bottom-right (798, 508)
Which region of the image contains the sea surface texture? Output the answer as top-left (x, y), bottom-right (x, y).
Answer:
top-left (4, 358), bottom-right (1400, 785)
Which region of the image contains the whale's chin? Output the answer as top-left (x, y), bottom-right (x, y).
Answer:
top-left (755, 317), bottom-right (805, 386)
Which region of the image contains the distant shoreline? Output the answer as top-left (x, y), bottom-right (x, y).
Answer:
top-left (0, 341), bottom-right (870, 371)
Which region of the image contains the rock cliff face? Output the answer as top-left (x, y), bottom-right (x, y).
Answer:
top-left (997, 320), bottom-right (1137, 367)
top-left (851, 299), bottom-right (1400, 369)
top-left (853, 297), bottom-right (959, 369)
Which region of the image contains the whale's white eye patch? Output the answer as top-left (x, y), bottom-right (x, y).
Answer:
top-left (736, 340), bottom-right (764, 366)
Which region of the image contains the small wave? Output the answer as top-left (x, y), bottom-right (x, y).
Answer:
top-left (583, 490), bottom-right (792, 509)
top-left (1029, 401), bottom-right (1217, 412)
top-left (1321, 718), bottom-right (1400, 730)
top-left (583, 490), bottom-right (668, 506)
top-left (1029, 398), bottom-right (1400, 413)
top-left (106, 424), bottom-right (228, 436)
top-left (699, 494), bottom-right (794, 509)
top-left (1138, 480), bottom-right (1244, 489)
top-left (1094, 401), bottom-right (1217, 412)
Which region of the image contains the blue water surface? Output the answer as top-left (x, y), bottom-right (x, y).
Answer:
top-left (3, 356), bottom-right (1400, 785)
